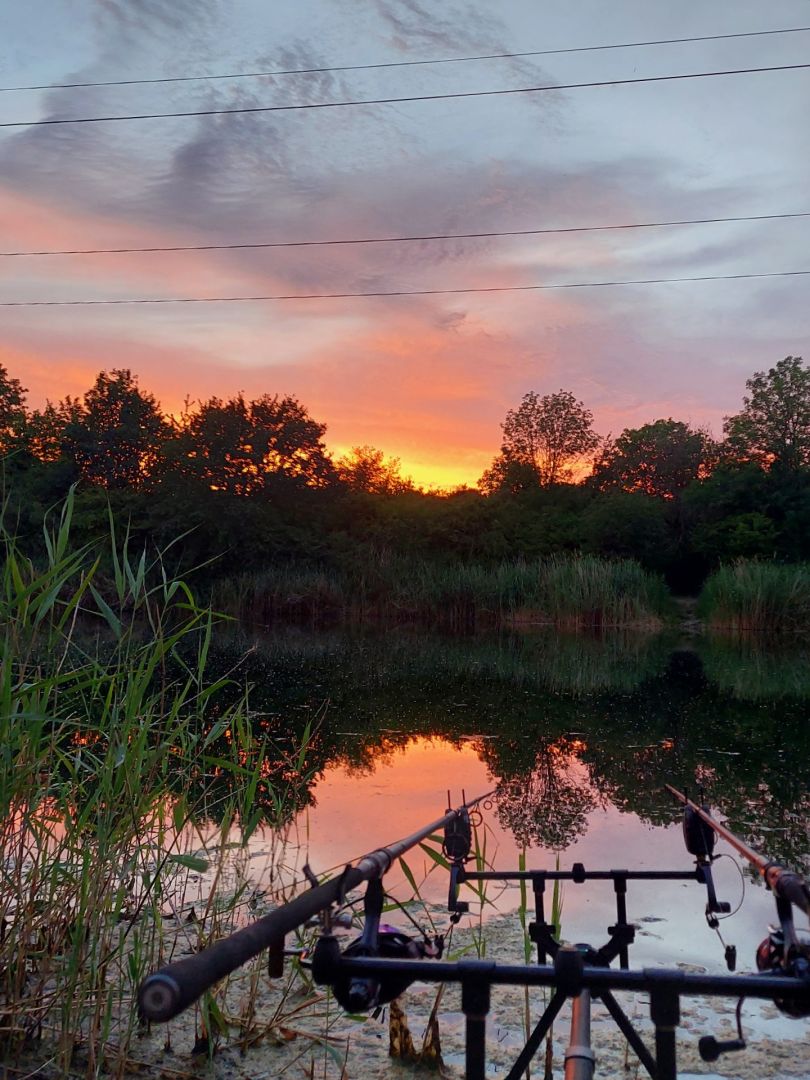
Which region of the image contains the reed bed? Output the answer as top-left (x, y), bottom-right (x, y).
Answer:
top-left (699, 560), bottom-right (810, 634)
top-left (216, 553), bottom-right (672, 630)
top-left (0, 492), bottom-right (317, 1076)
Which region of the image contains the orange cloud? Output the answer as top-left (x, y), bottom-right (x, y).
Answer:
top-left (3, 178), bottom-right (741, 490)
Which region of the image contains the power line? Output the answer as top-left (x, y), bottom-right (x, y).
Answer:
top-left (2, 61), bottom-right (809, 129)
top-left (2, 25), bottom-right (809, 93)
top-left (3, 269), bottom-right (809, 306)
top-left (3, 210), bottom-right (810, 259)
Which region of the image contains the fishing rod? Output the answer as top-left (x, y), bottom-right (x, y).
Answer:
top-left (666, 783), bottom-right (810, 1024)
top-left (137, 788), bottom-right (493, 1022)
top-left (307, 783), bottom-right (810, 1080)
top-left (666, 783), bottom-right (810, 916)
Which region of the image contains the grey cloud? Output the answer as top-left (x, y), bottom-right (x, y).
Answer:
top-left (91, 0), bottom-right (222, 42)
top-left (251, 40), bottom-right (356, 106)
top-left (370, 0), bottom-right (504, 54)
top-left (365, 0), bottom-right (561, 105)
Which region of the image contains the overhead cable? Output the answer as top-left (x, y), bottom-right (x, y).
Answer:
top-left (2, 25), bottom-right (809, 93)
top-left (2, 62), bottom-right (810, 129)
top-left (3, 268), bottom-right (809, 306)
top-left (3, 210), bottom-right (810, 258)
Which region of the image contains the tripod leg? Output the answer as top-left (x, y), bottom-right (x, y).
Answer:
top-left (650, 986), bottom-right (680, 1080)
top-left (600, 990), bottom-right (657, 1079)
top-left (504, 988), bottom-right (567, 1080)
top-left (564, 989), bottom-right (596, 1080)
top-left (461, 970), bottom-right (491, 1080)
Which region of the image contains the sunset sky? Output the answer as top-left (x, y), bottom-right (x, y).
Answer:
top-left (2, 0), bottom-right (809, 487)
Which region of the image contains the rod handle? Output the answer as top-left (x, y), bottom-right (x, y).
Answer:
top-left (139, 937), bottom-right (258, 1021)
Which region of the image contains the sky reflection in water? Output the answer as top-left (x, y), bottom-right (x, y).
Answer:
top-left (218, 627), bottom-right (810, 979)
top-left (299, 735), bottom-right (786, 975)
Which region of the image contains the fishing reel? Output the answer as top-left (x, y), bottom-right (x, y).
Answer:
top-left (312, 876), bottom-right (443, 1013)
top-left (328, 927), bottom-right (442, 1012)
top-left (755, 927), bottom-right (810, 1018)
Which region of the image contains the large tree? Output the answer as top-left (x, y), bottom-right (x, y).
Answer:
top-left (27, 398), bottom-right (82, 464)
top-left (0, 364), bottom-right (29, 454)
top-left (480, 389), bottom-right (599, 491)
top-left (724, 356), bottom-right (810, 472)
top-left (171, 393), bottom-right (333, 494)
top-left (591, 418), bottom-right (716, 499)
top-left (61, 370), bottom-right (168, 489)
top-left (335, 445), bottom-right (413, 495)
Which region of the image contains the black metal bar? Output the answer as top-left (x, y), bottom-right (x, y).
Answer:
top-left (650, 984), bottom-right (680, 1080)
top-left (600, 990), bottom-right (657, 1079)
top-left (334, 955), bottom-right (810, 1002)
top-left (533, 875), bottom-right (547, 964)
top-left (503, 988), bottom-right (567, 1080)
top-left (459, 869), bottom-right (700, 882)
top-left (614, 875), bottom-right (629, 968)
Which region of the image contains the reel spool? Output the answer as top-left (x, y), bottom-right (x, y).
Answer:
top-left (331, 930), bottom-right (440, 1012)
top-left (755, 928), bottom-right (810, 1018)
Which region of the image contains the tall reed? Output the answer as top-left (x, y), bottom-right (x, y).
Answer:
top-left (699, 560), bottom-right (810, 633)
top-left (0, 491), bottom-right (315, 1075)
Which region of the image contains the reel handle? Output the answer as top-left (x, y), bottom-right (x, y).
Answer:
top-left (698, 1036), bottom-right (745, 1062)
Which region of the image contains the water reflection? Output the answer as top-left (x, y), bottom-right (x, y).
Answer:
top-left (698, 634), bottom-right (810, 700)
top-left (485, 740), bottom-right (602, 851)
top-left (297, 737), bottom-right (799, 979)
top-left (194, 627), bottom-right (810, 870)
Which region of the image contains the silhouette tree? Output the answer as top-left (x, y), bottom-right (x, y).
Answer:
top-left (480, 390), bottom-right (599, 491)
top-left (171, 393), bottom-right (333, 494)
top-left (336, 445), bottom-right (413, 494)
top-left (724, 356), bottom-right (810, 472)
top-left (27, 399), bottom-right (82, 464)
top-left (591, 419), bottom-right (715, 499)
top-left (61, 370), bottom-right (168, 489)
top-left (0, 364), bottom-right (29, 454)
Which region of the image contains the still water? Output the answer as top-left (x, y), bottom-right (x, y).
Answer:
top-left (215, 625), bottom-right (810, 983)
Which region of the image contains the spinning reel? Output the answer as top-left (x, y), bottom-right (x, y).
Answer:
top-left (756, 925), bottom-right (810, 1017)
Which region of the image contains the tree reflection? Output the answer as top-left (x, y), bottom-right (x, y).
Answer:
top-left (483, 737), bottom-right (601, 851)
top-left (168, 628), bottom-right (810, 868)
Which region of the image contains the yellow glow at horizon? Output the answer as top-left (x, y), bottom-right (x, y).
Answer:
top-left (377, 456), bottom-right (484, 492)
top-left (329, 442), bottom-right (486, 492)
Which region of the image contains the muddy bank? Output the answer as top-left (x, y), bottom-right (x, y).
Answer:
top-left (119, 914), bottom-right (810, 1079)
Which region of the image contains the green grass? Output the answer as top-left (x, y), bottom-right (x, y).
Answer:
top-left (215, 553), bottom-right (672, 630)
top-left (0, 490), bottom-right (317, 1075)
top-left (699, 560), bottom-right (810, 633)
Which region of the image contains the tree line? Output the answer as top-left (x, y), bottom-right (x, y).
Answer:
top-left (3, 356), bottom-right (810, 592)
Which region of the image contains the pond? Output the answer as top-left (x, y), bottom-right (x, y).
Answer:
top-left (214, 625), bottom-right (810, 975)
